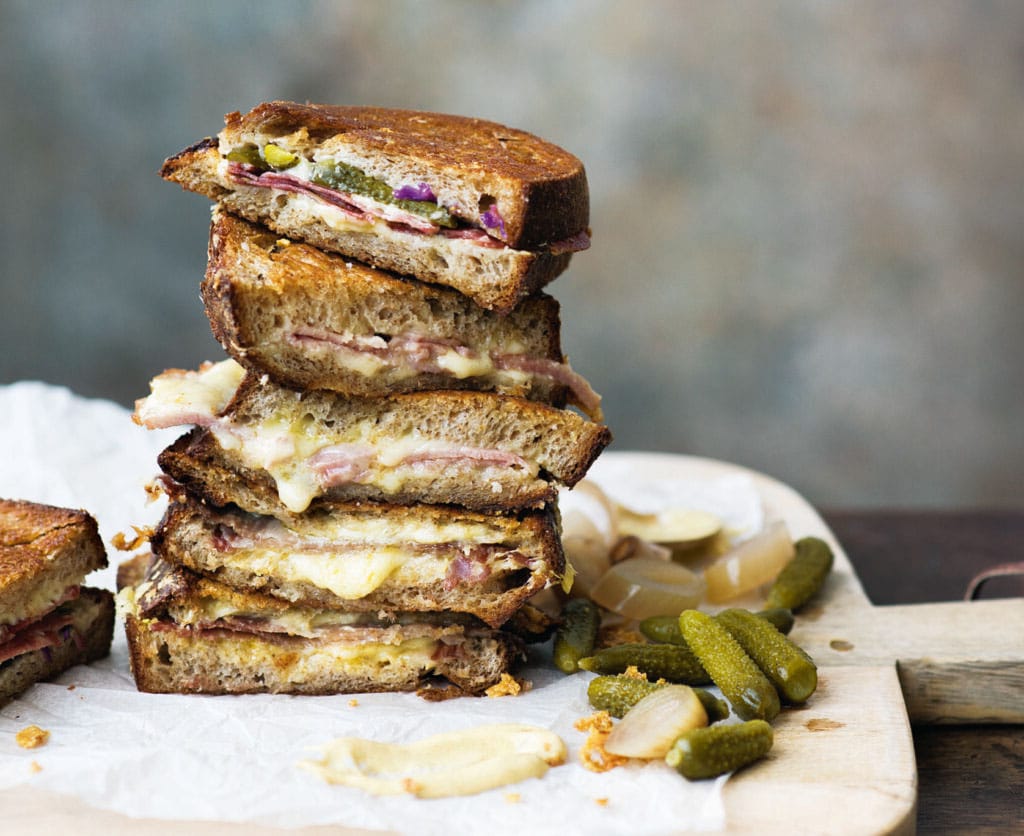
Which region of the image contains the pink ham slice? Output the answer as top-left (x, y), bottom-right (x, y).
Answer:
top-left (0, 609), bottom-right (78, 665)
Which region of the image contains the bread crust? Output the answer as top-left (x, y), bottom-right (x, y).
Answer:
top-left (151, 493), bottom-right (564, 628)
top-left (202, 210), bottom-right (568, 401)
top-left (0, 499), bottom-right (107, 624)
top-left (0, 588), bottom-right (115, 705)
top-left (221, 101), bottom-right (589, 249)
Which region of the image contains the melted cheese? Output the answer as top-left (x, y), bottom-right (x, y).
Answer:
top-left (135, 359), bottom-right (245, 428)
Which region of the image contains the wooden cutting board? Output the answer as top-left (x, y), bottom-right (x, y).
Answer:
top-left (3, 452), bottom-right (1022, 835)
top-left (626, 453), bottom-right (1024, 835)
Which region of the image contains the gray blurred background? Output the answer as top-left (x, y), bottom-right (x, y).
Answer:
top-left (2, 1), bottom-right (1021, 508)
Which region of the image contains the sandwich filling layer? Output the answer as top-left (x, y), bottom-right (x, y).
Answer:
top-left (136, 361), bottom-right (545, 513)
top-left (218, 144), bottom-right (590, 256)
top-left (0, 587), bottom-right (82, 664)
top-left (285, 326), bottom-right (602, 419)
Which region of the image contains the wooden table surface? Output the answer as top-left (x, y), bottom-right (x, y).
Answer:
top-left (821, 510), bottom-right (1024, 835)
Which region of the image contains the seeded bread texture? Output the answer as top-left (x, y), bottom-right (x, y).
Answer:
top-left (0, 588), bottom-right (115, 705)
top-left (158, 382), bottom-right (610, 514)
top-left (161, 139), bottom-right (573, 313)
top-left (151, 494), bottom-right (564, 628)
top-left (0, 499), bottom-right (107, 626)
top-left (203, 210), bottom-right (567, 401)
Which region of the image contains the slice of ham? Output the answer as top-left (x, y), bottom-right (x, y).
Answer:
top-left (548, 229), bottom-right (591, 255)
top-left (400, 446), bottom-right (530, 472)
top-left (289, 327), bottom-right (603, 419)
top-left (0, 609), bottom-right (78, 665)
top-left (0, 586), bottom-right (80, 645)
top-left (307, 444), bottom-right (375, 486)
top-left (229, 164), bottom-right (440, 234)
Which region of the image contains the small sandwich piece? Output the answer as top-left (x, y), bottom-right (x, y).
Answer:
top-left (135, 361), bottom-right (611, 515)
top-left (161, 102), bottom-right (591, 313)
top-left (203, 210), bottom-right (601, 418)
top-left (118, 554), bottom-right (524, 695)
top-left (151, 489), bottom-right (566, 629)
top-left (0, 500), bottom-right (115, 705)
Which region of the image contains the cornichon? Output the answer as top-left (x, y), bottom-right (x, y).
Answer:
top-left (312, 160), bottom-right (457, 228)
top-left (553, 598), bottom-right (601, 674)
top-left (715, 608), bottom-right (817, 704)
top-left (766, 536), bottom-right (834, 611)
top-left (640, 608), bottom-right (794, 645)
top-left (586, 675), bottom-right (731, 723)
top-left (225, 144), bottom-right (265, 168)
top-left (665, 719), bottom-right (774, 780)
top-left (678, 610), bottom-right (780, 721)
top-left (577, 643), bottom-right (711, 685)
top-left (587, 674), bottom-right (663, 717)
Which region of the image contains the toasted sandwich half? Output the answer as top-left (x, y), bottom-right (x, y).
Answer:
top-left (135, 361), bottom-right (611, 515)
top-left (117, 554), bottom-right (524, 695)
top-left (203, 210), bottom-right (601, 418)
top-left (151, 487), bottom-right (565, 629)
top-left (0, 499), bottom-right (114, 704)
top-left (161, 102), bottom-right (590, 313)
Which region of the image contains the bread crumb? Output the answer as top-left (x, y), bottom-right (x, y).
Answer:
top-left (485, 673), bottom-right (531, 697)
top-left (595, 797), bottom-right (609, 807)
top-left (16, 725), bottom-right (49, 749)
top-left (623, 665), bottom-right (645, 680)
top-left (29, 761), bottom-right (42, 774)
top-left (112, 525), bottom-right (154, 551)
top-left (574, 712), bottom-right (628, 773)
top-left (596, 625), bottom-right (645, 649)
top-left (67, 684), bottom-right (76, 691)
top-left (504, 792), bottom-right (521, 803)
top-left (348, 698), bottom-right (359, 707)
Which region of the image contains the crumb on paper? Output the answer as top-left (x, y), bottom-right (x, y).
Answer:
top-left (67, 684), bottom-right (76, 691)
top-left (505, 792), bottom-right (521, 804)
top-left (111, 526), bottom-right (154, 552)
top-left (16, 725), bottom-right (49, 749)
top-left (574, 712), bottom-right (628, 773)
top-left (29, 761), bottom-right (42, 774)
top-left (486, 673), bottom-right (531, 697)
top-left (348, 698), bottom-right (359, 707)
top-left (596, 625), bottom-right (645, 649)
top-left (401, 777), bottom-right (422, 795)
top-left (143, 479), bottom-right (165, 503)
top-left (595, 797), bottom-right (609, 807)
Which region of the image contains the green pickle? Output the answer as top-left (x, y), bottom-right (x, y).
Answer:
top-left (678, 610), bottom-right (780, 721)
top-left (225, 144), bottom-right (265, 168)
top-left (262, 143), bottom-right (299, 169)
top-left (640, 608), bottom-right (794, 645)
top-left (312, 161), bottom-right (457, 228)
top-left (577, 643), bottom-right (710, 685)
top-left (587, 674), bottom-right (664, 717)
top-left (666, 720), bottom-right (774, 780)
top-left (766, 536), bottom-right (834, 611)
top-left (693, 688), bottom-right (730, 724)
top-left (552, 598), bottom-right (601, 674)
top-left (715, 608), bottom-right (817, 704)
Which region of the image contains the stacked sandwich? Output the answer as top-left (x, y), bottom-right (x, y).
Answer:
top-left (1, 500), bottom-right (114, 705)
top-left (121, 102), bottom-right (610, 696)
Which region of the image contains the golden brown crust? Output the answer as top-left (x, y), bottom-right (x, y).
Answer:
top-left (0, 499), bottom-right (107, 617)
top-left (222, 101), bottom-right (589, 248)
top-left (0, 588), bottom-right (115, 705)
top-left (202, 211), bottom-right (568, 401)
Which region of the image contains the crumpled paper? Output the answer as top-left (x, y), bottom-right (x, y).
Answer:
top-left (0, 382), bottom-right (763, 834)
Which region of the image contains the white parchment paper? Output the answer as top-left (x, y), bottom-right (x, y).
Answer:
top-left (0, 383), bottom-right (764, 834)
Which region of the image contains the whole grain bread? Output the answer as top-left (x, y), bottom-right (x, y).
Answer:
top-left (0, 588), bottom-right (115, 705)
top-left (151, 492), bottom-right (564, 628)
top-left (0, 499), bottom-right (107, 626)
top-left (162, 137), bottom-right (575, 313)
top-left (157, 380), bottom-right (611, 514)
top-left (203, 210), bottom-right (570, 402)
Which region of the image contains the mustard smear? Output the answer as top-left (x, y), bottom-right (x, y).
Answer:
top-left (299, 723), bottom-right (565, 798)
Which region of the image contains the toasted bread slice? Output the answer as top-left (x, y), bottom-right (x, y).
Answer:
top-left (0, 587), bottom-right (114, 705)
top-left (144, 369), bottom-right (610, 514)
top-left (0, 499), bottom-right (107, 628)
top-left (120, 555), bottom-right (522, 695)
top-left (202, 211), bottom-right (599, 416)
top-left (152, 492), bottom-right (565, 628)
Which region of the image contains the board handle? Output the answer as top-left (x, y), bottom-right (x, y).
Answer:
top-left (793, 597), bottom-right (1024, 724)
